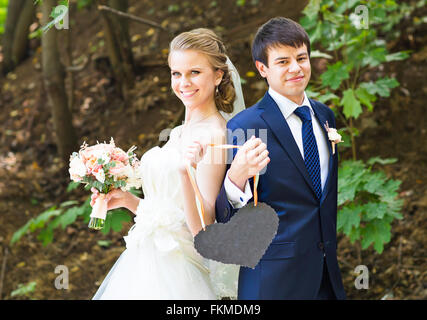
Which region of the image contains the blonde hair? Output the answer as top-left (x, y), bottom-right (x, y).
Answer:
top-left (168, 28), bottom-right (236, 114)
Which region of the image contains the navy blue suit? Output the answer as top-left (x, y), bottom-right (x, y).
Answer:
top-left (215, 92), bottom-right (346, 300)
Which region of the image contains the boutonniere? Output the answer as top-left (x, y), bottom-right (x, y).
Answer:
top-left (324, 121), bottom-right (343, 155)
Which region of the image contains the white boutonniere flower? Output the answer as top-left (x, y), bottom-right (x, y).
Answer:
top-left (324, 121), bottom-right (343, 155)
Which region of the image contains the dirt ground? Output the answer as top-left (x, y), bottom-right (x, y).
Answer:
top-left (0, 0), bottom-right (425, 300)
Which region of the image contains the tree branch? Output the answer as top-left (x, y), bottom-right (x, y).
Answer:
top-left (97, 5), bottom-right (168, 32)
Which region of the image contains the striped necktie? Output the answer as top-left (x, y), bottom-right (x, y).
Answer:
top-left (294, 106), bottom-right (322, 201)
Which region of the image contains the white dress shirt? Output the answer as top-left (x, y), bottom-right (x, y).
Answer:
top-left (224, 87), bottom-right (330, 208)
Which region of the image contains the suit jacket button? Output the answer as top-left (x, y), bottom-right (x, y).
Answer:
top-left (318, 242), bottom-right (324, 250)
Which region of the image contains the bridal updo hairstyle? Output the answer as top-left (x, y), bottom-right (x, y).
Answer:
top-left (168, 28), bottom-right (236, 114)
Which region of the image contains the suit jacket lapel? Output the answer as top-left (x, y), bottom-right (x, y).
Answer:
top-left (309, 99), bottom-right (335, 204)
top-left (259, 92), bottom-right (317, 197)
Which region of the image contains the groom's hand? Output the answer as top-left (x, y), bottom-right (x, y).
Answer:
top-left (228, 136), bottom-right (269, 191)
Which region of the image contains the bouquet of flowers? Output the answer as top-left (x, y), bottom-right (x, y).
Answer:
top-left (69, 138), bottom-right (141, 230)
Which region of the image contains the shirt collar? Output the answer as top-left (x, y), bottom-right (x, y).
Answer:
top-left (268, 87), bottom-right (313, 119)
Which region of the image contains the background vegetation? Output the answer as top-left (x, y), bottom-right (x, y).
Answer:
top-left (0, 0), bottom-right (425, 300)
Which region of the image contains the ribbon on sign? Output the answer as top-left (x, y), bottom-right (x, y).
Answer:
top-left (185, 144), bottom-right (259, 230)
top-left (186, 143), bottom-right (278, 269)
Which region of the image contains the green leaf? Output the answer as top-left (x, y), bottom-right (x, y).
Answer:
top-left (337, 129), bottom-right (352, 148)
top-left (360, 219), bottom-right (391, 254)
top-left (308, 20), bottom-right (323, 43)
top-left (60, 200), bottom-right (79, 208)
top-left (30, 207), bottom-right (62, 231)
top-left (128, 187), bottom-right (143, 196)
top-left (77, 0), bottom-right (92, 10)
top-left (10, 219), bottom-right (34, 245)
top-left (100, 209), bottom-right (131, 235)
top-left (348, 226), bottom-right (360, 244)
top-left (367, 157), bottom-right (398, 166)
top-left (67, 181), bottom-right (81, 192)
top-left (338, 160), bottom-right (367, 205)
top-left (317, 92), bottom-right (339, 104)
top-left (363, 171), bottom-right (387, 194)
top-left (110, 210), bottom-right (132, 232)
top-left (37, 226), bottom-right (54, 246)
top-left (375, 77), bottom-right (399, 97)
top-left (42, 4), bottom-right (68, 33)
top-left (385, 51), bottom-right (410, 62)
top-left (97, 240), bottom-right (112, 247)
top-left (335, 0), bottom-right (359, 14)
top-left (320, 61), bottom-right (350, 90)
top-left (341, 89), bottom-right (362, 119)
top-left (360, 78), bottom-right (399, 98)
top-left (376, 178), bottom-right (402, 203)
top-left (310, 50), bottom-right (333, 59)
top-left (11, 282), bottom-right (37, 297)
top-left (337, 204), bottom-right (361, 235)
top-left (355, 87), bottom-right (376, 111)
top-left (323, 10), bottom-right (344, 25)
top-left (58, 207), bottom-right (81, 228)
top-left (305, 88), bottom-right (320, 98)
top-left (302, 0), bottom-right (321, 19)
top-left (362, 47), bottom-right (387, 67)
top-left (362, 202), bottom-right (389, 220)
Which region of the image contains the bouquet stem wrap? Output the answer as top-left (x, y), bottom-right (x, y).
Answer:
top-left (88, 193), bottom-right (108, 230)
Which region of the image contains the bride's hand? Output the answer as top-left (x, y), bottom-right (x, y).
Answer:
top-left (179, 140), bottom-right (207, 174)
top-left (90, 187), bottom-right (129, 211)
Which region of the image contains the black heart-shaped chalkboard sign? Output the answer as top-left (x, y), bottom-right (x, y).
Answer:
top-left (194, 202), bottom-right (279, 269)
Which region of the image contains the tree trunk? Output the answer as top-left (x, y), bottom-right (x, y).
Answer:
top-left (97, 0), bottom-right (135, 100)
top-left (65, 3), bottom-right (74, 112)
top-left (12, 0), bottom-right (36, 66)
top-left (2, 0), bottom-right (25, 74)
top-left (41, 0), bottom-right (77, 163)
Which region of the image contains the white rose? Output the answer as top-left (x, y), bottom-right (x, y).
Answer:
top-left (122, 164), bottom-right (134, 178)
top-left (94, 169), bottom-right (105, 184)
top-left (124, 176), bottom-right (142, 191)
top-left (69, 156), bottom-right (87, 180)
top-left (91, 150), bottom-right (110, 164)
top-left (100, 153), bottom-right (111, 164)
top-left (327, 128), bottom-right (342, 142)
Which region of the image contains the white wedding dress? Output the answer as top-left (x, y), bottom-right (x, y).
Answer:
top-left (92, 125), bottom-right (239, 300)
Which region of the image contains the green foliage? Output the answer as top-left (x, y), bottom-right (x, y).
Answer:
top-left (11, 281), bottom-right (37, 299)
top-left (300, 0), bottom-right (411, 121)
top-left (41, 0), bottom-right (69, 33)
top-left (10, 198), bottom-right (90, 246)
top-left (167, 4), bottom-right (180, 13)
top-left (0, 0), bottom-right (7, 35)
top-left (10, 183), bottom-right (140, 246)
top-left (97, 240), bottom-right (112, 247)
top-left (300, 0), bottom-right (408, 254)
top-left (76, 0), bottom-right (93, 10)
top-left (29, 0), bottom-right (92, 39)
top-left (337, 158), bottom-right (403, 253)
top-left (235, 0), bottom-right (258, 6)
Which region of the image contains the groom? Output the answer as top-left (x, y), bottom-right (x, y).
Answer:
top-left (215, 17), bottom-right (346, 299)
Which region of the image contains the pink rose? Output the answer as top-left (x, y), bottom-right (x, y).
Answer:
top-left (109, 161), bottom-right (126, 176)
top-left (111, 148), bottom-right (129, 164)
top-left (80, 143), bottom-right (114, 163)
top-left (85, 156), bottom-right (98, 174)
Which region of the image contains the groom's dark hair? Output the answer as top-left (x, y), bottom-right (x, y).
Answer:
top-left (252, 17), bottom-right (311, 67)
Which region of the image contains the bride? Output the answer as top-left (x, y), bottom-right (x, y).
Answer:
top-left (91, 28), bottom-right (245, 300)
